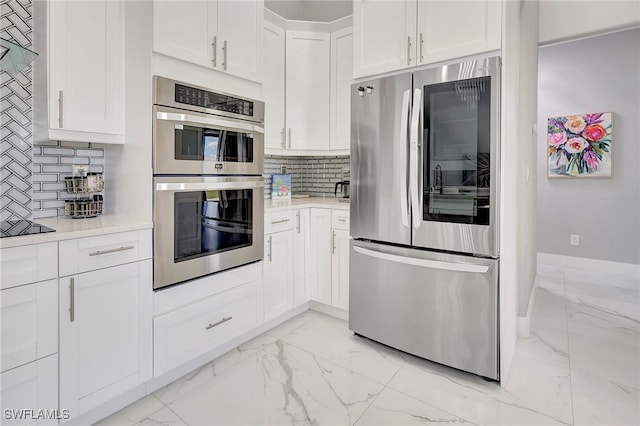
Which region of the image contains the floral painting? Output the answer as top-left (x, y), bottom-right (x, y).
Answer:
top-left (547, 112), bottom-right (612, 177)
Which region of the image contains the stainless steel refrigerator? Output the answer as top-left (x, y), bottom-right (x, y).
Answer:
top-left (349, 56), bottom-right (500, 380)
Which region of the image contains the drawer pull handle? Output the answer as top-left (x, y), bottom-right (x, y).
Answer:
top-left (270, 218), bottom-right (290, 225)
top-left (338, 217), bottom-right (347, 222)
top-left (89, 245), bottom-right (135, 257)
top-left (206, 316), bottom-right (232, 330)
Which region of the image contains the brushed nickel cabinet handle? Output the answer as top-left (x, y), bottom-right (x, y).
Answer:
top-left (296, 211), bottom-right (301, 234)
top-left (332, 230), bottom-right (336, 254)
top-left (420, 32), bottom-right (424, 63)
top-left (338, 217), bottom-right (347, 223)
top-left (222, 40), bottom-right (228, 70)
top-left (407, 36), bottom-right (412, 65)
top-left (212, 36), bottom-right (217, 66)
top-left (69, 277), bottom-right (75, 322)
top-left (268, 236), bottom-right (273, 262)
top-left (89, 245), bottom-right (135, 257)
top-left (205, 316), bottom-right (232, 330)
top-left (270, 218), bottom-right (290, 225)
top-left (58, 90), bottom-right (64, 128)
top-left (288, 128), bottom-right (292, 149)
top-left (281, 128), bottom-right (286, 149)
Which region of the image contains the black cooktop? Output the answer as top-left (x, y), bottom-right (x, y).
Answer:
top-left (0, 220), bottom-right (56, 238)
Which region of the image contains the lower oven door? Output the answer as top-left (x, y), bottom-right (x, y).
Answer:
top-left (153, 176), bottom-right (264, 290)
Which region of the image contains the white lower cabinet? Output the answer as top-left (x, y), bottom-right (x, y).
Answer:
top-left (59, 260), bottom-right (152, 418)
top-left (331, 229), bottom-right (350, 310)
top-left (153, 281), bottom-right (259, 376)
top-left (293, 208), bottom-right (310, 307)
top-left (263, 230), bottom-right (294, 320)
top-left (0, 355), bottom-right (59, 426)
top-left (309, 208), bottom-right (332, 305)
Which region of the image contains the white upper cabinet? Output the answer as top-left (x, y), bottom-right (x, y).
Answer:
top-left (285, 31), bottom-right (331, 151)
top-left (153, 0), bottom-right (264, 82)
top-left (263, 22), bottom-right (286, 150)
top-left (217, 1), bottom-right (264, 82)
top-left (353, 0), bottom-right (503, 78)
top-left (353, 0), bottom-right (416, 78)
top-left (416, 0), bottom-right (502, 65)
top-left (153, 1), bottom-right (215, 67)
top-left (330, 28), bottom-right (353, 151)
top-left (34, 0), bottom-right (125, 144)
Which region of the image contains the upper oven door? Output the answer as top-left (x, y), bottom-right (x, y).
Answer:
top-left (153, 105), bottom-right (264, 176)
top-left (153, 176), bottom-right (264, 290)
top-left (412, 56), bottom-right (500, 257)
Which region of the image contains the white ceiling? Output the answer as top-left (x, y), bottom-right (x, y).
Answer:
top-left (265, 0), bottom-right (352, 22)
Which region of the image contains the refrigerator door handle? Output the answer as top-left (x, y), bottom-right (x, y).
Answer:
top-left (409, 88), bottom-right (422, 228)
top-left (353, 246), bottom-right (490, 273)
top-left (399, 89), bottom-right (411, 228)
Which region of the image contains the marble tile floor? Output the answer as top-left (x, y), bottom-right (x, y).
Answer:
top-left (98, 268), bottom-right (639, 426)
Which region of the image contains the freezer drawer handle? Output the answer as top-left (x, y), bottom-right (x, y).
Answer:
top-left (352, 246), bottom-right (490, 274)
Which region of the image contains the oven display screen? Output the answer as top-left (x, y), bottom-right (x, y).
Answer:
top-left (175, 84), bottom-right (254, 116)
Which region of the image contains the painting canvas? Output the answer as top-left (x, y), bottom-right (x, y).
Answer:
top-left (271, 174), bottom-right (291, 199)
top-left (547, 112), bottom-right (612, 177)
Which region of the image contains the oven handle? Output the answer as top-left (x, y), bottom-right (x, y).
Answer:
top-left (156, 180), bottom-right (264, 191)
top-left (156, 110), bottom-right (264, 134)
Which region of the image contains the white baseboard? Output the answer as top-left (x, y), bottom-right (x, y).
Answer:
top-left (309, 301), bottom-right (348, 321)
top-left (538, 252), bottom-right (640, 286)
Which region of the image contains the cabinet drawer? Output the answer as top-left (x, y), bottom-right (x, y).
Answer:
top-left (0, 354), bottom-right (58, 426)
top-left (153, 281), bottom-right (259, 377)
top-left (331, 209), bottom-right (350, 231)
top-left (1, 280), bottom-right (57, 373)
top-left (59, 230), bottom-right (151, 277)
top-left (0, 243), bottom-right (57, 290)
top-left (265, 210), bottom-right (294, 234)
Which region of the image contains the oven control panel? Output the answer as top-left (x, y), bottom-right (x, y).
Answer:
top-left (175, 84), bottom-right (254, 117)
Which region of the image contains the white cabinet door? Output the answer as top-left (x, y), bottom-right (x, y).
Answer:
top-left (263, 21), bottom-right (286, 150)
top-left (0, 355), bottom-right (58, 426)
top-left (153, 0), bottom-right (216, 68)
top-left (293, 209), bottom-right (310, 306)
top-left (330, 28), bottom-right (353, 151)
top-left (36, 0), bottom-right (124, 144)
top-left (285, 31), bottom-right (330, 150)
top-left (353, 0), bottom-right (417, 78)
top-left (416, 0), bottom-right (502, 65)
top-left (263, 231), bottom-right (294, 321)
top-left (331, 229), bottom-right (350, 311)
top-left (217, 0), bottom-right (263, 82)
top-left (1, 280), bottom-right (57, 373)
top-left (309, 208), bottom-right (332, 305)
top-left (59, 260), bottom-right (152, 418)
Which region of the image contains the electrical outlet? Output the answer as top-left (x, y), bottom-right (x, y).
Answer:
top-left (570, 234), bottom-right (580, 246)
top-left (72, 165), bottom-right (88, 176)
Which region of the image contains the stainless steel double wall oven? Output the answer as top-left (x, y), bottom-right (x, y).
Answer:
top-left (153, 76), bottom-right (265, 290)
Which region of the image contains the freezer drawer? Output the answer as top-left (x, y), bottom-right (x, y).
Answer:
top-left (349, 240), bottom-right (499, 380)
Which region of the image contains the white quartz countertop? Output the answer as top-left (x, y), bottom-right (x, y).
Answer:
top-left (265, 196), bottom-right (350, 212)
top-left (0, 215), bottom-right (153, 249)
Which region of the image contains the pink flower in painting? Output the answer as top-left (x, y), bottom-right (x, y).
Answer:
top-left (582, 124), bottom-right (607, 141)
top-left (583, 150), bottom-right (599, 170)
top-left (565, 137), bottom-right (588, 154)
top-left (565, 116), bottom-right (586, 134)
top-left (547, 131), bottom-right (567, 147)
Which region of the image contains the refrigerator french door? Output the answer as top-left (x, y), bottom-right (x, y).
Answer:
top-left (349, 56), bottom-right (500, 380)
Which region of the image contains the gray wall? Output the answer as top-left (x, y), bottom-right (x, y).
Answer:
top-left (537, 28), bottom-right (640, 264)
